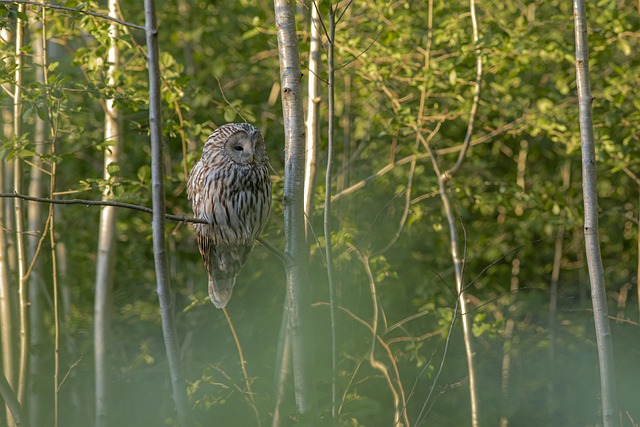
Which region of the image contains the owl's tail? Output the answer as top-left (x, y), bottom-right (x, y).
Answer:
top-left (208, 274), bottom-right (236, 309)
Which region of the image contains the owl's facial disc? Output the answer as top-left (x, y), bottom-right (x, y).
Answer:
top-left (229, 133), bottom-right (256, 164)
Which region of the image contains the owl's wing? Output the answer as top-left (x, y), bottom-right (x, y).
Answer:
top-left (187, 160), bottom-right (206, 218)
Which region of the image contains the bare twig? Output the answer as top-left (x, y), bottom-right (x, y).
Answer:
top-left (56, 356), bottom-right (82, 392)
top-left (442, 0), bottom-right (483, 180)
top-left (312, 299), bottom-right (410, 427)
top-left (0, 193), bottom-right (287, 262)
top-left (353, 248), bottom-right (409, 427)
top-left (222, 309), bottom-right (260, 427)
top-left (332, 115), bottom-right (525, 202)
top-left (0, 193), bottom-right (206, 223)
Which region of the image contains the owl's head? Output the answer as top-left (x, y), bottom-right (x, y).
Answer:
top-left (204, 123), bottom-right (268, 166)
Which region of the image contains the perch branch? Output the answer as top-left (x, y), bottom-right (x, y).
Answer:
top-left (0, 193), bottom-right (286, 262)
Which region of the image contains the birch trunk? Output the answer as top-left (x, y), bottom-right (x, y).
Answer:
top-left (273, 0), bottom-right (311, 413)
top-left (13, 3), bottom-right (30, 409)
top-left (94, 2), bottom-right (120, 424)
top-left (27, 11), bottom-right (48, 426)
top-left (0, 25), bottom-right (15, 427)
top-left (572, 1), bottom-right (618, 425)
top-left (303, 2), bottom-right (321, 239)
top-left (144, 1), bottom-right (192, 425)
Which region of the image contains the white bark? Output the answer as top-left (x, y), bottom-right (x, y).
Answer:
top-left (13, 3), bottom-right (29, 409)
top-left (573, 1), bottom-right (618, 425)
top-left (27, 11), bottom-right (48, 427)
top-left (94, 1), bottom-right (120, 425)
top-left (0, 24), bottom-right (16, 427)
top-left (273, 0), bottom-right (311, 413)
top-left (303, 2), bottom-right (321, 238)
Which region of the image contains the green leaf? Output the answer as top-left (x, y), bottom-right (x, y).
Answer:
top-left (106, 162), bottom-right (120, 176)
top-left (223, 107), bottom-right (236, 122)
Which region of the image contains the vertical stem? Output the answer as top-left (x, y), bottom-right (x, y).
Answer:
top-left (303, 1), bottom-right (321, 239)
top-left (424, 0), bottom-right (483, 424)
top-left (547, 226), bottom-right (564, 422)
top-left (325, 4), bottom-right (338, 420)
top-left (425, 141), bottom-right (479, 427)
top-left (572, 1), bottom-right (618, 425)
top-left (222, 309), bottom-right (260, 426)
top-left (94, 2), bottom-right (120, 425)
top-left (499, 258), bottom-right (519, 427)
top-left (13, 3), bottom-right (29, 409)
top-left (273, 0), bottom-right (311, 413)
top-left (49, 152), bottom-right (58, 427)
top-left (144, 1), bottom-right (192, 425)
top-left (444, 0), bottom-right (482, 179)
top-left (0, 187), bottom-right (13, 427)
top-left (0, 89), bottom-right (15, 424)
top-left (272, 307), bottom-right (291, 427)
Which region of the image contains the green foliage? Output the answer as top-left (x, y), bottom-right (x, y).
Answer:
top-left (1, 0), bottom-right (639, 426)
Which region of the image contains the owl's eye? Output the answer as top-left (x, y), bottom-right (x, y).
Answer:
top-left (233, 145), bottom-right (244, 152)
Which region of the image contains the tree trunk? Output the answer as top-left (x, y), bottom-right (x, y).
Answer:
top-left (273, 0), bottom-right (311, 414)
top-left (13, 3), bottom-right (30, 410)
top-left (144, 1), bottom-right (192, 425)
top-left (572, 1), bottom-right (618, 425)
top-left (27, 11), bottom-right (48, 427)
top-left (0, 371), bottom-right (28, 427)
top-left (94, 2), bottom-right (120, 424)
top-left (303, 1), bottom-right (321, 239)
top-left (0, 25), bottom-right (16, 427)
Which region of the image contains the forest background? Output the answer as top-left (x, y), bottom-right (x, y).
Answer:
top-left (0, 0), bottom-right (639, 426)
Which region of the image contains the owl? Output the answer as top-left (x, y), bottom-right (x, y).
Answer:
top-left (187, 123), bottom-right (272, 308)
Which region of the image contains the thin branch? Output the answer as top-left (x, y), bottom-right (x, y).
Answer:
top-left (0, 193), bottom-right (207, 223)
top-left (324, 4), bottom-right (339, 420)
top-left (423, 137), bottom-right (479, 427)
top-left (0, 193), bottom-right (287, 261)
top-left (331, 115), bottom-right (525, 202)
top-left (443, 0), bottom-right (483, 180)
top-left (0, 0), bottom-right (145, 30)
top-left (222, 308), bottom-right (260, 427)
top-left (310, 1), bottom-right (329, 42)
top-left (215, 77), bottom-right (248, 123)
top-left (353, 247), bottom-right (409, 427)
top-left (312, 300), bottom-right (410, 427)
top-left (335, 0), bottom-right (354, 25)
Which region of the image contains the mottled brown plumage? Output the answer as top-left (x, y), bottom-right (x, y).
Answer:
top-left (187, 123), bottom-right (272, 308)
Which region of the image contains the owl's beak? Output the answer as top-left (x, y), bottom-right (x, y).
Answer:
top-left (248, 154), bottom-right (255, 164)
